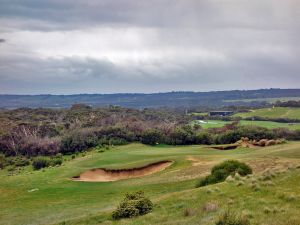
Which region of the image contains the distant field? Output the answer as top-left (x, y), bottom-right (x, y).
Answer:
top-left (190, 112), bottom-right (208, 116)
top-left (1, 142), bottom-right (300, 225)
top-left (224, 97), bottom-right (300, 103)
top-left (194, 119), bottom-right (300, 130)
top-left (194, 120), bottom-right (230, 128)
top-left (235, 107), bottom-right (300, 120)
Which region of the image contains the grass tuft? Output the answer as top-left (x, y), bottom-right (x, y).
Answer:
top-left (203, 201), bottom-right (219, 213)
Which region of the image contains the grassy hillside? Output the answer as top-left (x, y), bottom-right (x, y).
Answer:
top-left (240, 120), bottom-right (300, 130)
top-left (235, 107), bottom-right (300, 120)
top-left (224, 97), bottom-right (300, 103)
top-left (1, 143), bottom-right (300, 225)
top-left (194, 120), bottom-right (300, 130)
top-left (69, 168), bottom-right (300, 225)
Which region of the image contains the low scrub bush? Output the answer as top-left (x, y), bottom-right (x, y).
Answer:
top-left (141, 129), bottom-right (163, 145)
top-left (61, 129), bottom-right (98, 154)
top-left (7, 156), bottom-right (30, 167)
top-left (32, 157), bottom-right (50, 170)
top-left (215, 126), bottom-right (276, 144)
top-left (196, 160), bottom-right (252, 187)
top-left (19, 136), bottom-right (61, 156)
top-left (195, 132), bottom-right (214, 145)
top-left (263, 207), bottom-right (271, 214)
top-left (183, 208), bottom-right (195, 217)
top-left (250, 183), bottom-right (261, 192)
top-left (0, 153), bottom-right (6, 169)
top-left (216, 210), bottom-right (250, 225)
top-left (32, 155), bottom-right (63, 170)
top-left (112, 191), bottom-right (153, 220)
top-left (50, 157), bottom-right (63, 166)
top-left (98, 137), bottom-right (128, 146)
top-left (203, 201), bottom-right (219, 212)
top-left (166, 126), bottom-right (196, 145)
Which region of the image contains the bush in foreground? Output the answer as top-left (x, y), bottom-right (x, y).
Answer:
top-left (112, 191), bottom-right (153, 220)
top-left (216, 210), bottom-right (250, 225)
top-left (196, 160), bottom-right (252, 187)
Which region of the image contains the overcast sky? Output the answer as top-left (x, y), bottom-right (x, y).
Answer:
top-left (0, 0), bottom-right (299, 94)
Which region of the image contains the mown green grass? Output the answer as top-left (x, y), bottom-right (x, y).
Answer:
top-left (240, 120), bottom-right (300, 130)
top-left (193, 119), bottom-right (300, 130)
top-left (193, 120), bottom-right (230, 128)
top-left (235, 107), bottom-right (300, 120)
top-left (1, 142), bottom-right (300, 225)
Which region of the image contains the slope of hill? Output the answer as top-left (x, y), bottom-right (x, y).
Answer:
top-left (194, 119), bottom-right (300, 130)
top-left (235, 107), bottom-right (300, 120)
top-left (1, 142), bottom-right (300, 225)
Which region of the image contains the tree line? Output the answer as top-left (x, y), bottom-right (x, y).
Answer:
top-left (1, 105), bottom-right (300, 158)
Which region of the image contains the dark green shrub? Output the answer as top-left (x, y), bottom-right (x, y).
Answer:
top-left (13, 157), bottom-right (30, 167)
top-left (61, 129), bottom-right (98, 154)
top-left (167, 127), bottom-right (195, 145)
top-left (112, 191), bottom-right (153, 220)
top-left (215, 126), bottom-right (276, 144)
top-left (195, 132), bottom-right (213, 144)
top-left (3, 156), bottom-right (30, 168)
top-left (216, 210), bottom-right (250, 225)
top-left (49, 157), bottom-right (62, 166)
top-left (141, 129), bottom-right (163, 145)
top-left (196, 160), bottom-right (252, 187)
top-left (98, 137), bottom-right (128, 146)
top-left (32, 155), bottom-right (62, 170)
top-left (32, 157), bottom-right (50, 170)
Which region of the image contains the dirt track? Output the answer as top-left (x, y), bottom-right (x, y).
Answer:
top-left (73, 161), bottom-right (173, 182)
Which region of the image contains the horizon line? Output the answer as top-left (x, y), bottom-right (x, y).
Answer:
top-left (1, 88), bottom-right (299, 96)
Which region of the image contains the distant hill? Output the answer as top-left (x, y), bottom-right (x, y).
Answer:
top-left (1, 89), bottom-right (300, 109)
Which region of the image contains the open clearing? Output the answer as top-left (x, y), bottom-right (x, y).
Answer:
top-left (1, 142), bottom-right (300, 225)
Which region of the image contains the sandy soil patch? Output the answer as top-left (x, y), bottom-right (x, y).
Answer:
top-left (73, 160), bottom-right (173, 182)
top-left (186, 156), bottom-right (214, 167)
top-left (245, 157), bottom-right (300, 174)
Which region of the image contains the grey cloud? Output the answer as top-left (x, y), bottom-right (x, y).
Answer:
top-left (1, 53), bottom-right (299, 94)
top-left (0, 0), bottom-right (299, 31)
top-left (0, 0), bottom-right (299, 94)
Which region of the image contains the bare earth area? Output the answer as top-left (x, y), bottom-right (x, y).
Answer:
top-left (73, 160), bottom-right (173, 182)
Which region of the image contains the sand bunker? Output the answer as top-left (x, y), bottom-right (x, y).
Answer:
top-left (211, 145), bottom-right (239, 150)
top-left (73, 160), bottom-right (173, 182)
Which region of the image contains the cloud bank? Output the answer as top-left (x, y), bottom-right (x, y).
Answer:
top-left (0, 0), bottom-right (299, 94)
